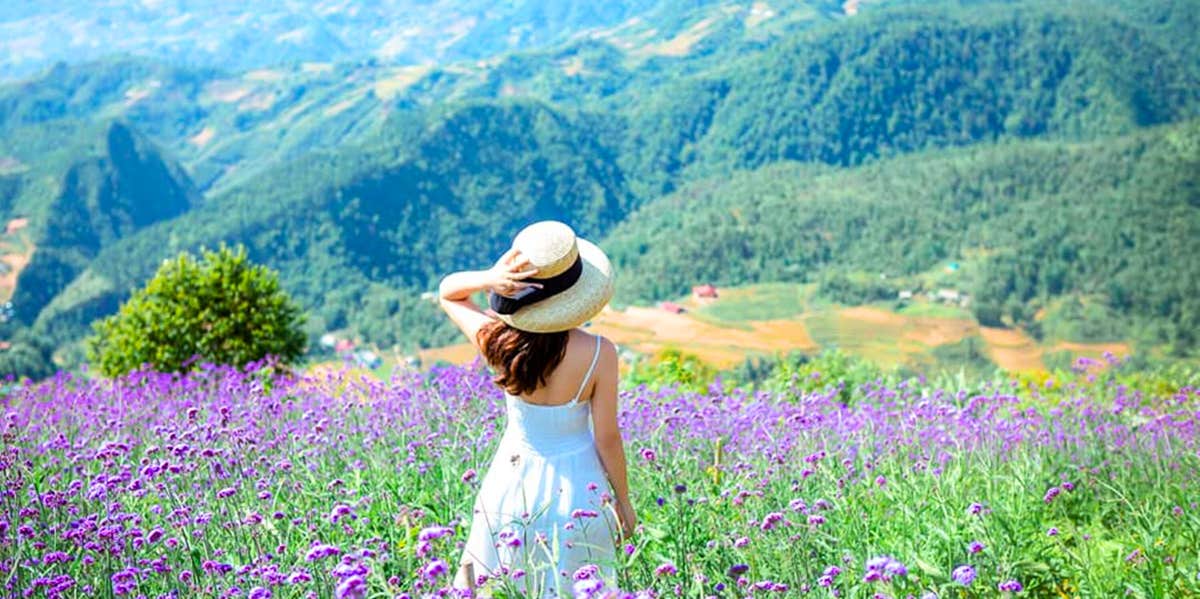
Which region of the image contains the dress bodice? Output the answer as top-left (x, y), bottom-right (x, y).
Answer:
top-left (498, 333), bottom-right (602, 456)
top-left (501, 394), bottom-right (594, 455)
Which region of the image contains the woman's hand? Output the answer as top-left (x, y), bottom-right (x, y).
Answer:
top-left (487, 247), bottom-right (541, 297)
top-left (616, 498), bottom-right (637, 540)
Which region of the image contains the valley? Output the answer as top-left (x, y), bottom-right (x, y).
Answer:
top-left (0, 0), bottom-right (1196, 380)
top-left (413, 283), bottom-right (1132, 376)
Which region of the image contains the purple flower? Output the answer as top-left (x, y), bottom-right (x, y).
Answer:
top-left (571, 509), bottom-right (600, 519)
top-left (418, 525), bottom-right (454, 541)
top-left (968, 540), bottom-right (984, 554)
top-left (1043, 486), bottom-right (1061, 503)
top-left (952, 565), bottom-right (976, 586)
top-left (461, 469), bottom-right (477, 483)
top-left (655, 562), bottom-right (678, 577)
top-left (43, 551), bottom-right (72, 564)
top-left (728, 563), bottom-right (749, 577)
top-left (249, 587), bottom-right (272, 599)
top-left (1047, 527), bottom-right (1059, 536)
top-left (760, 512), bottom-right (785, 530)
top-left (573, 578), bottom-right (605, 597)
top-left (216, 487), bottom-right (237, 499)
top-left (286, 570), bottom-right (313, 585)
top-left (573, 565), bottom-right (599, 580)
top-left (864, 555), bottom-right (907, 582)
top-left (498, 530), bottom-right (522, 548)
top-left (998, 579), bottom-right (1024, 592)
top-left (335, 575), bottom-right (367, 599)
top-left (422, 559), bottom-right (448, 579)
top-left (304, 544), bottom-right (340, 562)
top-left (967, 502), bottom-right (985, 516)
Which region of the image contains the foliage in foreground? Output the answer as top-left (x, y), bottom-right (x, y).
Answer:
top-left (87, 246), bottom-right (306, 376)
top-left (2, 357), bottom-right (1198, 598)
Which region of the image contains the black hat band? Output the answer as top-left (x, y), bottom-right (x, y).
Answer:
top-left (488, 256), bottom-right (584, 316)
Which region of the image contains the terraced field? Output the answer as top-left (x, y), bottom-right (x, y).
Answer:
top-left (415, 284), bottom-right (1136, 374)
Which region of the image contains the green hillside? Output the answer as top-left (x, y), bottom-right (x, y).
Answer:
top-left (606, 120), bottom-right (1200, 355)
top-left (1, 0), bottom-right (1198, 378)
top-left (28, 100), bottom-right (631, 363)
top-left (619, 4), bottom-right (1200, 196)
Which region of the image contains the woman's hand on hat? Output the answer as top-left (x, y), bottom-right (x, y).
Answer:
top-left (487, 247), bottom-right (541, 298)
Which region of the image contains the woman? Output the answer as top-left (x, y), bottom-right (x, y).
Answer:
top-left (438, 221), bottom-right (636, 597)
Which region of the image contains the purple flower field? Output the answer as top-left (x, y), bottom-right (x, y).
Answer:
top-left (2, 360), bottom-right (1198, 598)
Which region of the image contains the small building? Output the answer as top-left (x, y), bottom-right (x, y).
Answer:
top-left (935, 289), bottom-right (961, 304)
top-left (659, 301), bottom-right (686, 314)
top-left (354, 350), bottom-right (382, 369)
top-left (897, 290), bottom-right (914, 301)
top-left (319, 333), bottom-right (337, 349)
top-left (5, 217), bottom-right (29, 236)
top-left (334, 339), bottom-right (356, 353)
top-left (692, 284), bottom-right (719, 300)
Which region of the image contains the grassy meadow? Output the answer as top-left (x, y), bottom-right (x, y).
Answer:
top-left (2, 354), bottom-right (1198, 598)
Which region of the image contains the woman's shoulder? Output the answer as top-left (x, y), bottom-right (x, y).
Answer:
top-left (570, 329), bottom-right (618, 372)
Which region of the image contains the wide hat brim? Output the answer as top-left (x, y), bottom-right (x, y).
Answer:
top-left (496, 237), bottom-right (614, 333)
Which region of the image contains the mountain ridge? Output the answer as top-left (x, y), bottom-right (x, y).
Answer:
top-left (1, 0), bottom-right (1197, 377)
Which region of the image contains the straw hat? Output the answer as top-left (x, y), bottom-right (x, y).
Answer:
top-left (489, 221), bottom-right (614, 333)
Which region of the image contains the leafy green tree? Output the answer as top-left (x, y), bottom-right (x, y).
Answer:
top-left (625, 348), bottom-right (718, 393)
top-left (88, 246), bottom-right (305, 376)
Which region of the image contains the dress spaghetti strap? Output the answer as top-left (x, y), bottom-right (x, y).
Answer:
top-left (569, 334), bottom-right (602, 405)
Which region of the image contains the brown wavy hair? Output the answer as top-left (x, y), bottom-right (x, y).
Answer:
top-left (477, 320), bottom-right (570, 396)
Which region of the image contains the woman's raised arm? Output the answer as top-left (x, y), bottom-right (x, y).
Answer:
top-left (437, 248), bottom-right (540, 347)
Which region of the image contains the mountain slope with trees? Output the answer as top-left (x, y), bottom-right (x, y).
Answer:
top-left (1, 0), bottom-right (1197, 377)
top-left (606, 119), bottom-right (1200, 354)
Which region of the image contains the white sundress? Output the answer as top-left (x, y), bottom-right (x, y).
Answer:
top-left (459, 334), bottom-right (617, 597)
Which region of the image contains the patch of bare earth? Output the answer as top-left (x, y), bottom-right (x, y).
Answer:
top-left (0, 222), bottom-right (34, 303)
top-left (373, 65), bottom-right (433, 100)
top-left (588, 306), bottom-right (817, 368)
top-left (239, 92), bottom-right (278, 112)
top-left (0, 157), bottom-right (27, 175)
top-left (840, 306), bottom-right (906, 326)
top-left (189, 126), bottom-right (216, 148)
top-left (979, 326), bottom-right (1044, 372)
top-left (418, 343), bottom-right (479, 366)
top-left (639, 17), bottom-right (716, 57)
top-left (561, 57), bottom-right (585, 77)
top-left (207, 80), bottom-right (253, 103)
top-left (745, 2), bottom-right (776, 28)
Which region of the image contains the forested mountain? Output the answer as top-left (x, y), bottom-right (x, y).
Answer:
top-left (619, 4), bottom-right (1200, 195)
top-left (0, 122), bottom-right (199, 376)
top-left (607, 120), bottom-right (1200, 353)
top-left (0, 0), bottom-right (1197, 377)
top-left (27, 100), bottom-right (630, 361)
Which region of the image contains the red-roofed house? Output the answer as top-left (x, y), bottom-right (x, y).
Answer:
top-left (659, 301), bottom-right (686, 314)
top-left (692, 284), bottom-right (719, 300)
top-left (334, 339), bottom-right (355, 353)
